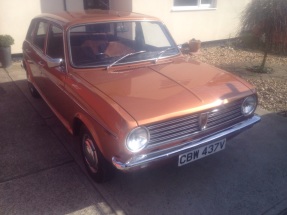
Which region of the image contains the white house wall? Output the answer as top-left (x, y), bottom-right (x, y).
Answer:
top-left (109, 0), bottom-right (132, 12)
top-left (130, 0), bottom-right (251, 45)
top-left (40, 0), bottom-right (84, 13)
top-left (0, 0), bottom-right (84, 54)
top-left (1, 0), bottom-right (250, 54)
top-left (66, 0), bottom-right (84, 12)
top-left (0, 0), bottom-right (41, 54)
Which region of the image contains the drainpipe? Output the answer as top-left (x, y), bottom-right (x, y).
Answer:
top-left (63, 0), bottom-right (67, 11)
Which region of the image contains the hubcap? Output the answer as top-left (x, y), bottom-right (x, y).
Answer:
top-left (83, 135), bottom-right (98, 173)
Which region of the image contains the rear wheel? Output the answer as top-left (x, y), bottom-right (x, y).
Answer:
top-left (28, 82), bottom-right (40, 98)
top-left (80, 126), bottom-right (114, 183)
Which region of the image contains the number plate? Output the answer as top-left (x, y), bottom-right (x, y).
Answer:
top-left (178, 139), bottom-right (226, 166)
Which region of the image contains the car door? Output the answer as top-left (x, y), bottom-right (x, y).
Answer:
top-left (40, 24), bottom-right (71, 123)
top-left (23, 20), bottom-right (49, 91)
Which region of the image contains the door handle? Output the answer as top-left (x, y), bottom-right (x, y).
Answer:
top-left (38, 61), bottom-right (45, 67)
top-left (25, 49), bottom-right (31, 53)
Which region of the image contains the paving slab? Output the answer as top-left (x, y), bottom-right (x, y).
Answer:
top-left (0, 68), bottom-right (72, 182)
top-left (0, 65), bottom-right (116, 215)
top-left (3, 62), bottom-right (287, 215)
top-left (6, 63), bottom-right (53, 119)
top-left (97, 109), bottom-right (287, 215)
top-left (0, 163), bottom-right (112, 215)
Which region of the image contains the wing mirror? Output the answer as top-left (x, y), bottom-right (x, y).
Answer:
top-left (47, 58), bottom-right (64, 68)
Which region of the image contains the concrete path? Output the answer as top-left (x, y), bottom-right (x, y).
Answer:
top-left (1, 63), bottom-right (287, 215)
top-left (0, 64), bottom-right (117, 214)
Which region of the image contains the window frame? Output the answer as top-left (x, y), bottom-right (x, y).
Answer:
top-left (172, 0), bottom-right (216, 11)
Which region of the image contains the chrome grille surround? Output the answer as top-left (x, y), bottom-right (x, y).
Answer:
top-left (146, 98), bottom-right (245, 147)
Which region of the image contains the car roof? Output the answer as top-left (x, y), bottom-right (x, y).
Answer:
top-left (36, 9), bottom-right (159, 28)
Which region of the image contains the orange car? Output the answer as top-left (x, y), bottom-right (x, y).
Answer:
top-left (22, 10), bottom-right (260, 183)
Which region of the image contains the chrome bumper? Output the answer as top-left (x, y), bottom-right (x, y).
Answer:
top-left (112, 115), bottom-right (261, 171)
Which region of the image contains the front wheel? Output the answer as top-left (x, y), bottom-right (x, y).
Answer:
top-left (80, 126), bottom-right (114, 183)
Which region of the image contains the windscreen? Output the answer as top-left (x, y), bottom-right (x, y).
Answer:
top-left (69, 21), bottom-right (179, 68)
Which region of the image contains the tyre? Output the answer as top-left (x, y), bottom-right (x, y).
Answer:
top-left (28, 82), bottom-right (40, 98)
top-left (80, 126), bottom-right (115, 183)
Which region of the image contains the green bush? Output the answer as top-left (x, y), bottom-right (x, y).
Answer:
top-left (0, 35), bottom-right (14, 47)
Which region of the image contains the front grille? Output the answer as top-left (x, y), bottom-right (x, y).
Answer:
top-left (146, 98), bottom-right (245, 146)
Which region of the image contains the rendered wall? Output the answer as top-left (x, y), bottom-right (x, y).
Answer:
top-left (40, 0), bottom-right (65, 13)
top-left (0, 0), bottom-right (41, 54)
top-left (2, 0), bottom-right (250, 54)
top-left (0, 0), bottom-right (84, 54)
top-left (40, 0), bottom-right (84, 13)
top-left (131, 0), bottom-right (251, 44)
top-left (109, 0), bottom-right (132, 12)
top-left (66, 0), bottom-right (84, 11)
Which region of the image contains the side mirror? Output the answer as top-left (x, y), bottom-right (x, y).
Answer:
top-left (179, 43), bottom-right (190, 54)
top-left (47, 58), bottom-right (63, 68)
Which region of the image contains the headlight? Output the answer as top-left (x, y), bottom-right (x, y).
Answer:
top-left (126, 127), bottom-right (150, 152)
top-left (241, 95), bottom-right (257, 116)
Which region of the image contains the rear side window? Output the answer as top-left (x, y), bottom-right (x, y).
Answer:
top-left (33, 21), bottom-right (49, 51)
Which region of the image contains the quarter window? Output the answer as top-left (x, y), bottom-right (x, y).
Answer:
top-left (173, 0), bottom-right (215, 9)
top-left (33, 21), bottom-right (49, 51)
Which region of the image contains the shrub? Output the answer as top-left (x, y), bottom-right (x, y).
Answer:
top-left (0, 35), bottom-right (14, 48)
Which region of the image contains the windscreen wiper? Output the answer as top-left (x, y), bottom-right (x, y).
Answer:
top-left (106, 50), bottom-right (146, 69)
top-left (153, 46), bottom-right (177, 64)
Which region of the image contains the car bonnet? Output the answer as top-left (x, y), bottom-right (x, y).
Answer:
top-left (76, 59), bottom-right (254, 126)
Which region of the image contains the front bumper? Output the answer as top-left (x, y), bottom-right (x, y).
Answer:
top-left (112, 115), bottom-right (261, 171)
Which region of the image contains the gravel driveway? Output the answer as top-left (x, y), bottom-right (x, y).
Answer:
top-left (190, 46), bottom-right (287, 116)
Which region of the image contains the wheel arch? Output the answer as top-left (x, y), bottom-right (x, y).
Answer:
top-left (72, 113), bottom-right (110, 159)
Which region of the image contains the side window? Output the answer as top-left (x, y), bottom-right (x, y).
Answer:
top-left (33, 21), bottom-right (49, 51)
top-left (47, 25), bottom-right (64, 59)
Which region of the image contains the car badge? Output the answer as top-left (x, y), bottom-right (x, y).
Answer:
top-left (199, 113), bottom-right (208, 131)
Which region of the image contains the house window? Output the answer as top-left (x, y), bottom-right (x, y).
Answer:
top-left (173, 0), bottom-right (216, 10)
top-left (84, 0), bottom-right (109, 10)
